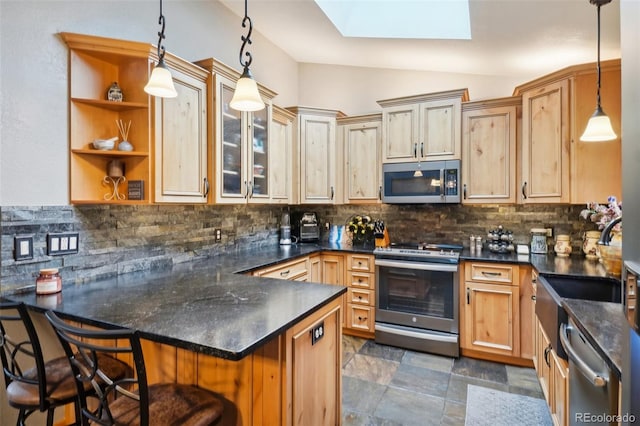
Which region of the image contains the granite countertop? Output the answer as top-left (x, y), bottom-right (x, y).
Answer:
top-left (561, 299), bottom-right (626, 380)
top-left (5, 246), bottom-right (349, 361)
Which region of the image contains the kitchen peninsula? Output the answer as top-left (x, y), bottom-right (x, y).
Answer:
top-left (5, 244), bottom-right (346, 426)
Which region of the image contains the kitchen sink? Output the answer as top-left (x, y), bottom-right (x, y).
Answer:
top-left (535, 274), bottom-right (621, 359)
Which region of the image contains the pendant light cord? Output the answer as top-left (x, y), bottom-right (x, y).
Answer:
top-left (595, 2), bottom-right (602, 108)
top-left (238, 0), bottom-right (254, 69)
top-left (156, 0), bottom-right (167, 63)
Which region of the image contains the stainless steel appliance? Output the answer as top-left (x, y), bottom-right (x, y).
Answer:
top-left (374, 242), bottom-right (462, 357)
top-left (280, 212), bottom-right (292, 245)
top-left (560, 319), bottom-right (618, 426)
top-left (291, 212), bottom-right (320, 242)
top-left (381, 160), bottom-right (460, 204)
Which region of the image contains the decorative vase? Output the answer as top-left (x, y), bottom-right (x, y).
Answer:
top-left (554, 235), bottom-right (572, 257)
top-left (583, 230), bottom-right (601, 260)
top-left (118, 140), bottom-right (133, 151)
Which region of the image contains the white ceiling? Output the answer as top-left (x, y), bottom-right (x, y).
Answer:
top-left (218, 0), bottom-right (621, 80)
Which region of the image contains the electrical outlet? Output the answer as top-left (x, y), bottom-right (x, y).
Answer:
top-left (546, 228), bottom-right (553, 238)
top-left (311, 321), bottom-right (325, 345)
top-left (325, 222), bottom-right (330, 230)
top-left (214, 228), bottom-right (222, 242)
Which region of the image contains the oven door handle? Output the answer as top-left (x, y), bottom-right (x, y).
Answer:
top-left (374, 259), bottom-right (458, 272)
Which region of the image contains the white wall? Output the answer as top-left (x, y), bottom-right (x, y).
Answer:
top-left (0, 0), bottom-right (298, 205)
top-left (297, 63), bottom-right (522, 115)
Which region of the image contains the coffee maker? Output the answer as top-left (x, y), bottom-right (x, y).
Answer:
top-left (291, 212), bottom-right (320, 242)
top-left (280, 212), bottom-right (292, 245)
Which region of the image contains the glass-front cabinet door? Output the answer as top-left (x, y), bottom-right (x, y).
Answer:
top-left (220, 83), bottom-right (244, 199)
top-left (250, 107), bottom-right (269, 202)
top-left (214, 73), bottom-right (272, 204)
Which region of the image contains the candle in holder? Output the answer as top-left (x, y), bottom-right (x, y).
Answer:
top-left (107, 160), bottom-right (124, 178)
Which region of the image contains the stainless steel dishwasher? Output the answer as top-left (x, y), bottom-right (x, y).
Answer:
top-left (560, 318), bottom-right (618, 426)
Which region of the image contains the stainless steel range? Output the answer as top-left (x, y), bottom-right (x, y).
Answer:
top-left (374, 242), bottom-right (462, 357)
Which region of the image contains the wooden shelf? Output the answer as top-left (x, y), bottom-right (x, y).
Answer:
top-left (71, 97), bottom-right (148, 110)
top-left (72, 149), bottom-right (149, 157)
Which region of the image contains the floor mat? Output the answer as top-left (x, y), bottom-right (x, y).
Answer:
top-left (464, 384), bottom-right (552, 426)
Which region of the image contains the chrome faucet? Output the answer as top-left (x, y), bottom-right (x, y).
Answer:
top-left (597, 216), bottom-right (622, 246)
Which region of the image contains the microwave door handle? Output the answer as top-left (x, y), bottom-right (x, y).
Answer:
top-left (440, 169), bottom-right (445, 199)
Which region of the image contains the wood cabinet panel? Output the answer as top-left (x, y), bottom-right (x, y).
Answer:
top-left (340, 114), bottom-right (382, 204)
top-left (254, 257), bottom-right (310, 281)
top-left (346, 304), bottom-right (375, 333)
top-left (463, 281), bottom-right (520, 357)
top-left (462, 98), bottom-right (519, 204)
top-left (153, 64), bottom-right (209, 203)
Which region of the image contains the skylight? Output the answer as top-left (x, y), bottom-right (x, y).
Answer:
top-left (314, 0), bottom-right (471, 40)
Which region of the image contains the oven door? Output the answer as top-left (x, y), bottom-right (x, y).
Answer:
top-left (375, 258), bottom-right (459, 333)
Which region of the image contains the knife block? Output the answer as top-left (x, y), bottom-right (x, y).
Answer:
top-left (375, 228), bottom-right (390, 248)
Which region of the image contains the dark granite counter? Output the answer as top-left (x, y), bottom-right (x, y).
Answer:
top-left (5, 253), bottom-right (346, 361)
top-left (460, 248), bottom-right (531, 264)
top-left (561, 299), bottom-right (626, 380)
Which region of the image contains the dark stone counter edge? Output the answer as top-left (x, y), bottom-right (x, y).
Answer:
top-left (20, 289), bottom-right (347, 361)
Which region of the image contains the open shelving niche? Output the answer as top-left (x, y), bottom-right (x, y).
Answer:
top-left (62, 32), bottom-right (153, 204)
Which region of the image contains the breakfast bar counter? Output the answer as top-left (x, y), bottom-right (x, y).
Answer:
top-left (4, 249), bottom-right (347, 426)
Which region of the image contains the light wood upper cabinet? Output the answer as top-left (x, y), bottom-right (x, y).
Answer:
top-left (514, 59), bottom-right (621, 204)
top-left (194, 59), bottom-right (276, 205)
top-left (461, 97), bottom-right (519, 204)
top-left (153, 60), bottom-right (210, 203)
top-left (288, 107), bottom-right (345, 204)
top-left (270, 106), bottom-right (295, 204)
top-left (63, 32), bottom-right (153, 204)
top-left (338, 114), bottom-right (382, 204)
top-left (519, 79), bottom-right (570, 203)
top-left (378, 89), bottom-right (469, 163)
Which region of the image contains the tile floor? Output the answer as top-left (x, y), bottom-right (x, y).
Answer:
top-left (341, 336), bottom-right (547, 425)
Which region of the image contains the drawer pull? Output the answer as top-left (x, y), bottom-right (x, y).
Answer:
top-left (481, 271), bottom-right (502, 277)
top-left (357, 295), bottom-right (363, 300)
top-left (280, 270), bottom-right (290, 277)
top-left (357, 316), bottom-right (367, 321)
top-left (358, 278), bottom-right (363, 283)
top-left (531, 295), bottom-right (536, 301)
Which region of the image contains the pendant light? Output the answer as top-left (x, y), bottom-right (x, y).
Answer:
top-left (144, 0), bottom-right (178, 98)
top-left (229, 0), bottom-right (265, 112)
top-left (580, 0), bottom-right (616, 142)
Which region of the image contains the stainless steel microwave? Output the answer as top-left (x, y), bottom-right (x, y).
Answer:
top-left (382, 160), bottom-right (461, 204)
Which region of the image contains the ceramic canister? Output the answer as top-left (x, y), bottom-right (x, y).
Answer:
top-left (530, 228), bottom-right (548, 254)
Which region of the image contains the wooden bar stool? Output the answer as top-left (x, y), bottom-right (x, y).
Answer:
top-left (0, 301), bottom-right (129, 426)
top-left (45, 310), bottom-right (224, 426)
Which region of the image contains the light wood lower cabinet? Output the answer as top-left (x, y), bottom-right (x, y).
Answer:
top-left (344, 254), bottom-right (376, 338)
top-left (461, 262), bottom-right (521, 359)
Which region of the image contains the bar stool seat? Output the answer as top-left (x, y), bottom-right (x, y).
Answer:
top-left (45, 310), bottom-right (224, 426)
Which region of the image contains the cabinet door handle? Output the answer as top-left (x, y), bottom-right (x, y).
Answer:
top-left (544, 344), bottom-right (552, 367)
top-left (420, 142), bottom-right (424, 158)
top-left (413, 143), bottom-right (418, 158)
top-left (243, 180), bottom-right (248, 199)
top-left (330, 186), bottom-right (334, 200)
top-left (463, 183), bottom-right (467, 199)
top-left (248, 182), bottom-right (253, 198)
top-left (522, 181), bottom-right (528, 199)
top-left (466, 287), bottom-right (470, 304)
top-left (379, 185), bottom-right (382, 200)
top-left (203, 177), bottom-right (210, 198)
top-left (280, 270), bottom-right (290, 277)
top-left (531, 295), bottom-right (536, 301)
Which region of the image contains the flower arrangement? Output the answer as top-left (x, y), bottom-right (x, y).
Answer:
top-left (580, 195), bottom-right (622, 231)
top-left (347, 215), bottom-right (374, 245)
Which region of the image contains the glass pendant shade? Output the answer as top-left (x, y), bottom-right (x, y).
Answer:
top-left (580, 105), bottom-right (617, 142)
top-left (230, 68), bottom-right (265, 111)
top-left (144, 60), bottom-right (178, 98)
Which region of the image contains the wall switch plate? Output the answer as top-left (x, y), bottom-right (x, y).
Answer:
top-left (214, 228), bottom-right (222, 242)
top-left (14, 235), bottom-right (34, 260)
top-left (47, 232), bottom-right (79, 255)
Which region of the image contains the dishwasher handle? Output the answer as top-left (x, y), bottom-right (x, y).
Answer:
top-left (559, 323), bottom-right (608, 388)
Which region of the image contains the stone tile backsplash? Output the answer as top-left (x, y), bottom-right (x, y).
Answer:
top-left (1, 203), bottom-right (595, 293)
